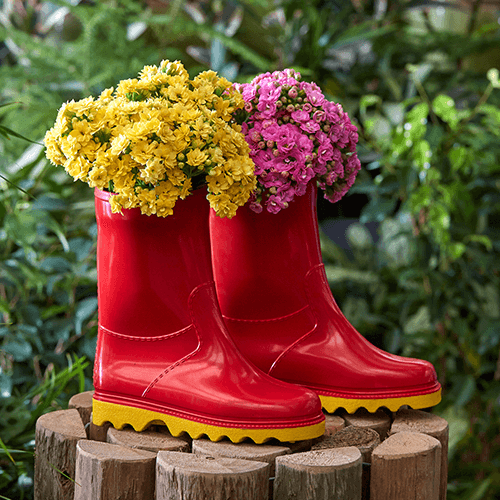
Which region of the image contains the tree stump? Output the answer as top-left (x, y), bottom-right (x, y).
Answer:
top-left (312, 426), bottom-right (380, 500)
top-left (341, 408), bottom-right (392, 440)
top-left (88, 412), bottom-right (112, 442)
top-left (312, 426), bottom-right (380, 463)
top-left (274, 447), bottom-right (362, 500)
top-left (108, 426), bottom-right (190, 453)
top-left (324, 414), bottom-right (345, 437)
top-left (68, 390), bottom-right (93, 429)
top-left (371, 431), bottom-right (441, 500)
top-left (390, 409), bottom-right (449, 500)
top-left (34, 408), bottom-right (87, 500)
top-left (192, 438), bottom-right (290, 477)
top-left (156, 450), bottom-right (270, 500)
top-left (73, 440), bottom-right (156, 500)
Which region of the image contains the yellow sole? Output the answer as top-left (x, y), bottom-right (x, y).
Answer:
top-left (92, 399), bottom-right (325, 444)
top-left (320, 388), bottom-right (442, 414)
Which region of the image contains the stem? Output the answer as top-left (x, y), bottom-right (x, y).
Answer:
top-left (467, 0), bottom-right (483, 35)
top-left (413, 78), bottom-right (439, 125)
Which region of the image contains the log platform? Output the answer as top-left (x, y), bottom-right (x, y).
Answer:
top-left (34, 391), bottom-right (448, 500)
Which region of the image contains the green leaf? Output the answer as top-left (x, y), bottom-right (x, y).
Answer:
top-left (2, 339), bottom-right (33, 362)
top-left (432, 95), bottom-right (458, 127)
top-left (449, 146), bottom-right (468, 172)
top-left (0, 124), bottom-right (42, 145)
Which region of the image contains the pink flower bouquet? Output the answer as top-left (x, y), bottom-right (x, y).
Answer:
top-left (235, 69), bottom-right (361, 213)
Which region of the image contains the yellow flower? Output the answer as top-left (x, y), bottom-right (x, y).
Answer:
top-left (186, 148), bottom-right (208, 168)
top-left (179, 178), bottom-right (192, 199)
top-left (141, 157), bottom-right (165, 184)
top-left (109, 134), bottom-right (130, 157)
top-left (137, 188), bottom-right (157, 216)
top-left (88, 165), bottom-right (109, 189)
top-left (130, 140), bottom-right (155, 165)
top-left (45, 59), bottom-right (257, 218)
top-left (64, 156), bottom-right (92, 180)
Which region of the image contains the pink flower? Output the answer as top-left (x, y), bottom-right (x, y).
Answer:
top-left (300, 120), bottom-right (320, 133)
top-left (306, 88), bottom-right (325, 107)
top-left (233, 69), bottom-right (361, 212)
top-left (291, 110), bottom-right (309, 123)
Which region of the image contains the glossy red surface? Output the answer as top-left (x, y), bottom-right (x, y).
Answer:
top-left (209, 183), bottom-right (441, 401)
top-left (93, 187), bottom-right (324, 428)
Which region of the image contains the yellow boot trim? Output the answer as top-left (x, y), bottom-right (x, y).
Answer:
top-left (319, 388), bottom-right (442, 414)
top-left (92, 399), bottom-right (325, 444)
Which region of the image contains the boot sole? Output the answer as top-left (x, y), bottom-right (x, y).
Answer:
top-left (92, 397), bottom-right (325, 444)
top-left (318, 387), bottom-right (442, 414)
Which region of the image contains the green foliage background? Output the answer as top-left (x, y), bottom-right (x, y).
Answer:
top-left (1, 0), bottom-right (499, 498)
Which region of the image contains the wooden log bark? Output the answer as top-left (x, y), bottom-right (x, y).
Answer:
top-left (341, 408), bottom-right (392, 440)
top-left (274, 447), bottom-right (362, 500)
top-left (34, 408), bottom-right (87, 500)
top-left (108, 426), bottom-right (190, 453)
top-left (192, 438), bottom-right (290, 477)
top-left (371, 431), bottom-right (441, 500)
top-left (88, 413), bottom-right (112, 442)
top-left (156, 450), bottom-right (270, 500)
top-left (68, 391), bottom-right (93, 428)
top-left (390, 409), bottom-right (449, 500)
top-left (73, 440), bottom-right (156, 500)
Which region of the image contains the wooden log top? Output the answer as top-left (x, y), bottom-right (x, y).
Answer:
top-left (157, 450), bottom-right (270, 475)
top-left (36, 409), bottom-right (87, 440)
top-left (276, 447), bottom-right (362, 472)
top-left (68, 391), bottom-right (93, 412)
top-left (77, 439), bottom-right (156, 462)
top-left (341, 408), bottom-right (391, 440)
top-left (373, 431), bottom-right (441, 459)
top-left (193, 438), bottom-right (290, 461)
top-left (107, 426), bottom-right (190, 453)
top-left (390, 409), bottom-right (449, 437)
top-left (312, 426), bottom-right (380, 463)
top-left (324, 414), bottom-right (345, 437)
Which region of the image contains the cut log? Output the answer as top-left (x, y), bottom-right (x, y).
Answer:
top-left (274, 447), bottom-right (362, 500)
top-left (192, 437), bottom-right (290, 477)
top-left (68, 391), bottom-right (93, 429)
top-left (88, 412), bottom-right (112, 442)
top-left (312, 426), bottom-right (380, 463)
top-left (390, 409), bottom-right (449, 500)
top-left (371, 431), bottom-right (441, 500)
top-left (156, 450), bottom-right (270, 500)
top-left (341, 408), bottom-right (391, 440)
top-left (312, 426), bottom-right (380, 500)
top-left (324, 414), bottom-right (345, 437)
top-left (73, 440), bottom-right (156, 500)
top-left (34, 409), bottom-right (87, 500)
top-left (108, 426), bottom-right (190, 453)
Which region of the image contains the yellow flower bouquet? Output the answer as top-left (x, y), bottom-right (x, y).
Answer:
top-left (44, 60), bottom-right (256, 218)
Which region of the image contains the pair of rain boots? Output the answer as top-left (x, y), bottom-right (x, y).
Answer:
top-left (92, 185), bottom-right (441, 444)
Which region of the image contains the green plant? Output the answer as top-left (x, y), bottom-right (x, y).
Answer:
top-left (0, 356), bottom-right (88, 498)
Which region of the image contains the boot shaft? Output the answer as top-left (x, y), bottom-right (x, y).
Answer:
top-left (210, 183), bottom-right (322, 320)
top-left (96, 188), bottom-right (214, 336)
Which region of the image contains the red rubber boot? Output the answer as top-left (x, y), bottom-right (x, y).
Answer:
top-left (92, 187), bottom-right (324, 443)
top-left (210, 183), bottom-right (441, 413)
